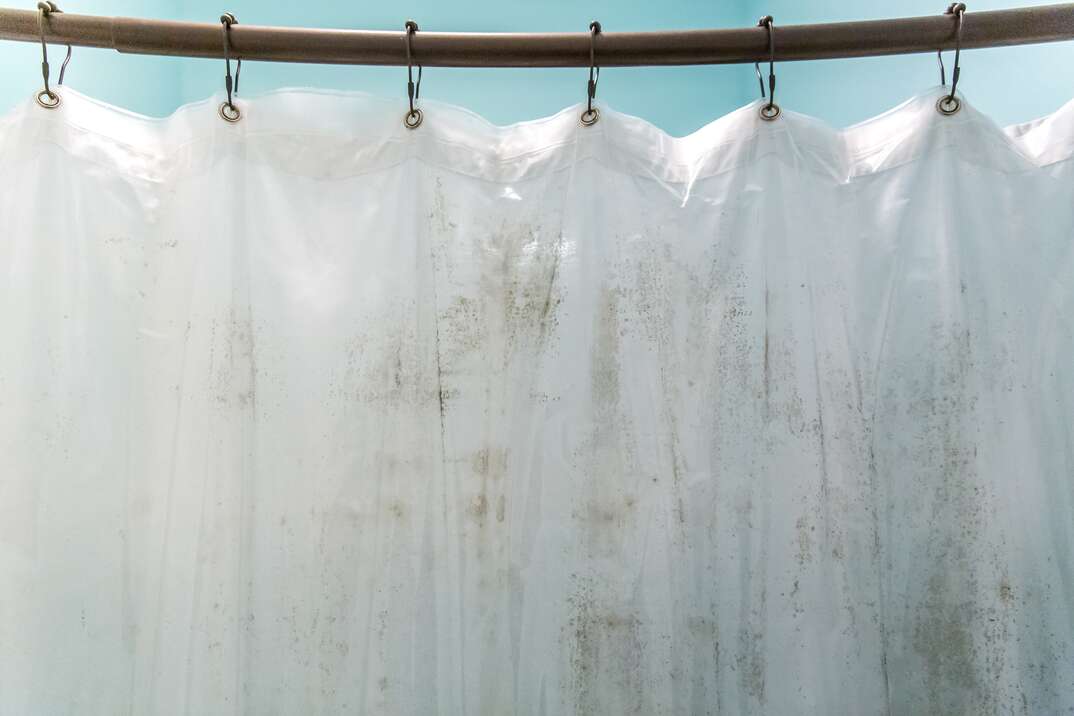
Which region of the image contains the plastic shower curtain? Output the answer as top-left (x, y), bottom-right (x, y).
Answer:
top-left (1, 86), bottom-right (1073, 714)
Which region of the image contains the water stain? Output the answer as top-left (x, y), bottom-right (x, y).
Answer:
top-left (468, 493), bottom-right (489, 521)
top-left (471, 447), bottom-right (508, 479)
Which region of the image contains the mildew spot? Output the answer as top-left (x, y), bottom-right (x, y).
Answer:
top-left (563, 577), bottom-right (646, 715)
top-left (795, 515), bottom-right (814, 566)
top-left (590, 286), bottom-right (622, 412)
top-left (386, 501), bottom-right (406, 520)
top-left (468, 494), bottom-right (489, 521)
top-left (471, 447), bottom-right (508, 479)
top-left (998, 578), bottom-right (1014, 606)
top-left (736, 625), bottom-right (767, 706)
top-left (912, 572), bottom-right (979, 695)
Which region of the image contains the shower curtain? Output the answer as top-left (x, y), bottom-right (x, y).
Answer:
top-left (1, 86), bottom-right (1072, 715)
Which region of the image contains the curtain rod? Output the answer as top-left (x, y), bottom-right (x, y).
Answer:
top-left (0, 4), bottom-right (1073, 67)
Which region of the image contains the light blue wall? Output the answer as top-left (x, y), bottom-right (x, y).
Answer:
top-left (1, 0), bottom-right (1072, 135)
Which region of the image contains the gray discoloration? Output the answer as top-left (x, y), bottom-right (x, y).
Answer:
top-left (872, 317), bottom-right (1031, 713)
top-left (736, 624), bottom-right (767, 706)
top-left (912, 573), bottom-right (980, 695)
top-left (795, 515), bottom-right (814, 566)
top-left (335, 301), bottom-right (440, 408)
top-left (471, 447), bottom-right (508, 480)
top-left (207, 310), bottom-right (259, 413)
top-left (589, 285), bottom-right (622, 412)
top-left (435, 217), bottom-right (563, 373)
top-left (468, 493), bottom-right (489, 521)
top-left (904, 325), bottom-right (987, 711)
top-left (438, 296), bottom-right (486, 362)
top-left (463, 448), bottom-right (509, 528)
top-left (497, 224), bottom-right (564, 355)
top-left (564, 577), bottom-right (646, 716)
top-left (386, 500), bottom-right (406, 520)
top-left (998, 577), bottom-right (1014, 606)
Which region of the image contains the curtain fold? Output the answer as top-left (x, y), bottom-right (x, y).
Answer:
top-left (1, 86), bottom-right (1072, 715)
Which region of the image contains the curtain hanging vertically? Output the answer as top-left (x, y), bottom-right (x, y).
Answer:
top-left (1, 87), bottom-right (1072, 715)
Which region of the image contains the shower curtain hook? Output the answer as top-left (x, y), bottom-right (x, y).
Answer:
top-left (580, 21), bottom-right (601, 126)
top-left (219, 12), bottom-right (242, 122)
top-left (404, 20), bottom-right (423, 129)
top-left (35, 1), bottom-right (70, 109)
top-left (937, 3), bottom-right (966, 115)
top-left (757, 16), bottom-right (780, 120)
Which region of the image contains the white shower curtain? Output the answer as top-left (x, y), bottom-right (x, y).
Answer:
top-left (1, 86), bottom-right (1072, 715)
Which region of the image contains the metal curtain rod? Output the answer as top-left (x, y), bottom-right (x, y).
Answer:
top-left (0, 4), bottom-right (1073, 67)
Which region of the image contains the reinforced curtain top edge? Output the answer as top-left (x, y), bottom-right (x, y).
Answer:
top-left (4, 86), bottom-right (1074, 187)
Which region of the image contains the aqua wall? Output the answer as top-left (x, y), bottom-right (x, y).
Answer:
top-left (1, 0), bottom-right (1072, 135)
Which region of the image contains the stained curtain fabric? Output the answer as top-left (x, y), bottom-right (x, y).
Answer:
top-left (1, 86), bottom-right (1072, 716)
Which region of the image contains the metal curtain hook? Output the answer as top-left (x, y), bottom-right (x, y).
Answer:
top-left (41, 2), bottom-right (72, 87)
top-left (219, 12), bottom-right (241, 122)
top-left (404, 20), bottom-right (423, 129)
top-left (35, 1), bottom-right (68, 108)
top-left (937, 3), bottom-right (966, 115)
top-left (757, 16), bottom-right (780, 120)
top-left (580, 20), bottom-right (601, 126)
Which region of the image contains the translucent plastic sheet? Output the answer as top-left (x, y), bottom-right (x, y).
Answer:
top-left (1, 87), bottom-right (1072, 714)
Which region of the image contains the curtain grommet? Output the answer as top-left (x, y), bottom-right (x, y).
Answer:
top-left (35, 89), bottom-right (60, 109)
top-left (936, 95), bottom-right (961, 115)
top-left (219, 102), bottom-right (241, 122)
top-left (759, 103), bottom-right (781, 121)
top-left (404, 108), bottom-right (423, 129)
top-left (580, 107), bottom-right (600, 126)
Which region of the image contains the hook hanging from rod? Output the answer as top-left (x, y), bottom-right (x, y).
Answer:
top-left (757, 16), bottom-right (780, 120)
top-left (218, 12), bottom-right (242, 122)
top-left (35, 1), bottom-right (72, 109)
top-left (937, 2), bottom-right (966, 115)
top-left (404, 19), bottom-right (422, 129)
top-left (580, 20), bottom-right (601, 126)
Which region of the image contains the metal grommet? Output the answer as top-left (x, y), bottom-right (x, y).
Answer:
top-left (219, 101), bottom-right (241, 122)
top-left (404, 108), bottom-right (423, 129)
top-left (580, 107), bottom-right (600, 126)
top-left (35, 89), bottom-right (60, 109)
top-left (936, 95), bottom-right (961, 115)
top-left (759, 103), bottom-right (781, 121)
